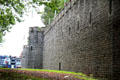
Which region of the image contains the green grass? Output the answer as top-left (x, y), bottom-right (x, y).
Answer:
top-left (18, 68), bottom-right (86, 75)
top-left (17, 68), bottom-right (98, 80)
top-left (0, 68), bottom-right (98, 80)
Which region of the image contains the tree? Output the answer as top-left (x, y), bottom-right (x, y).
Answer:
top-left (41, 0), bottom-right (69, 26)
top-left (0, 0), bottom-right (25, 42)
top-left (32, 0), bottom-right (69, 26)
top-left (0, 0), bottom-right (69, 42)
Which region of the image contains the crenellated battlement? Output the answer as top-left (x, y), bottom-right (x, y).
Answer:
top-left (44, 0), bottom-right (78, 35)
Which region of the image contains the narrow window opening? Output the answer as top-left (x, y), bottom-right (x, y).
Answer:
top-left (69, 27), bottom-right (71, 35)
top-left (109, 0), bottom-right (112, 14)
top-left (77, 21), bottom-right (79, 30)
top-left (31, 28), bottom-right (33, 32)
top-left (89, 12), bottom-right (92, 24)
top-left (59, 63), bottom-right (61, 70)
top-left (30, 46), bottom-right (33, 50)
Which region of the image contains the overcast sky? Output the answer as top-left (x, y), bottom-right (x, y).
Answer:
top-left (0, 5), bottom-right (44, 57)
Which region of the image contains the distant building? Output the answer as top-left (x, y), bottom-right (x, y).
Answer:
top-left (10, 56), bottom-right (17, 68)
top-left (4, 56), bottom-right (11, 68)
top-left (15, 58), bottom-right (21, 68)
top-left (0, 56), bottom-right (5, 68)
top-left (0, 56), bottom-right (11, 68)
top-left (0, 55), bottom-right (21, 68)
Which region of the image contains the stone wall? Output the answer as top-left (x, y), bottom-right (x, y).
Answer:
top-left (112, 1), bottom-right (120, 79)
top-left (43, 0), bottom-right (120, 80)
top-left (21, 0), bottom-right (120, 80)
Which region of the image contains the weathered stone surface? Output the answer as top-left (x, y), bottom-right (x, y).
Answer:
top-left (21, 45), bottom-right (29, 68)
top-left (22, 0), bottom-right (120, 80)
top-left (43, 0), bottom-right (120, 80)
top-left (27, 27), bottom-right (44, 69)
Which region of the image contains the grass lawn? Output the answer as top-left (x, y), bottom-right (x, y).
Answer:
top-left (0, 68), bottom-right (98, 80)
top-left (17, 68), bottom-right (98, 80)
top-left (0, 69), bottom-right (49, 80)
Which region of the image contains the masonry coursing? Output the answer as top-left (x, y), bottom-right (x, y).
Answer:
top-left (21, 0), bottom-right (120, 80)
top-left (21, 45), bottom-right (29, 68)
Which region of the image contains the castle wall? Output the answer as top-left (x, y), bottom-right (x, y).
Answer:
top-left (112, 1), bottom-right (120, 79)
top-left (43, 0), bottom-right (120, 80)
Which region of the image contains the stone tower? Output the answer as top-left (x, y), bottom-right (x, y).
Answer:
top-left (28, 27), bottom-right (44, 69)
top-left (21, 45), bottom-right (29, 68)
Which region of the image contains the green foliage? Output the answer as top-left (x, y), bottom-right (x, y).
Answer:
top-left (0, 0), bottom-right (70, 42)
top-left (0, 0), bottom-right (25, 42)
top-left (32, 0), bottom-right (69, 26)
top-left (41, 0), bottom-right (69, 26)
